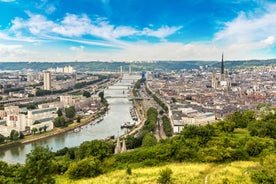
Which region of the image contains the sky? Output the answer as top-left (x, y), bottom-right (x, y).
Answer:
top-left (1, 0), bottom-right (276, 62)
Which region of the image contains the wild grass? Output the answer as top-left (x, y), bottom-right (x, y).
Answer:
top-left (55, 161), bottom-right (257, 184)
top-left (208, 161), bottom-right (256, 184)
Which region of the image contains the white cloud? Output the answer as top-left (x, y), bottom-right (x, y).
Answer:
top-left (5, 3), bottom-right (276, 62)
top-left (11, 12), bottom-right (56, 35)
top-left (52, 14), bottom-right (91, 37)
top-left (45, 5), bottom-right (56, 14)
top-left (214, 4), bottom-right (276, 51)
top-left (0, 44), bottom-right (25, 60)
top-left (141, 26), bottom-right (183, 39)
top-left (70, 45), bottom-right (85, 52)
top-left (0, 0), bottom-right (15, 2)
top-left (0, 30), bottom-right (40, 43)
top-left (261, 36), bottom-right (275, 47)
top-left (9, 12), bottom-right (181, 45)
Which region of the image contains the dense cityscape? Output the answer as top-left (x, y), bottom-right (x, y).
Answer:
top-left (1, 55), bottom-right (276, 138)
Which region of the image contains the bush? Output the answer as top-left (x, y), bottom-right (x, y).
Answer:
top-left (142, 132), bottom-right (157, 147)
top-left (66, 157), bottom-right (103, 179)
top-left (157, 167), bottom-right (173, 184)
top-left (250, 154), bottom-right (276, 184)
top-left (126, 165), bottom-right (132, 175)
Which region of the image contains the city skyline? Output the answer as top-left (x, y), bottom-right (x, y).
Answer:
top-left (0, 0), bottom-right (276, 62)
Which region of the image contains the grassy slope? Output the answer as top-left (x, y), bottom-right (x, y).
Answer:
top-left (55, 161), bottom-right (257, 184)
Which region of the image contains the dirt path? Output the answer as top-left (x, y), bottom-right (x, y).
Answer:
top-left (202, 163), bottom-right (227, 184)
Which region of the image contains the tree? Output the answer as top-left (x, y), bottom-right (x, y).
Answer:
top-left (162, 116), bottom-right (172, 137)
top-left (171, 97), bottom-right (177, 103)
top-left (22, 146), bottom-right (55, 184)
top-left (77, 116), bottom-right (81, 123)
top-left (53, 116), bottom-right (66, 127)
top-left (32, 127), bottom-right (38, 134)
top-left (39, 127), bottom-right (43, 133)
top-left (142, 132), bottom-right (157, 147)
top-left (65, 106), bottom-right (75, 119)
top-left (43, 125), bottom-right (48, 132)
top-left (75, 140), bottom-right (113, 161)
top-left (66, 157), bottom-right (103, 179)
top-left (99, 91), bottom-right (104, 102)
top-left (10, 130), bottom-right (19, 140)
top-left (0, 134), bottom-right (5, 143)
top-left (251, 154), bottom-right (276, 184)
top-left (57, 109), bottom-right (63, 117)
top-left (216, 119), bottom-right (235, 133)
top-left (83, 90), bottom-right (91, 98)
top-left (27, 104), bottom-right (37, 110)
top-left (19, 131), bottom-right (24, 139)
top-left (245, 137), bottom-right (270, 157)
top-left (228, 110), bottom-right (255, 128)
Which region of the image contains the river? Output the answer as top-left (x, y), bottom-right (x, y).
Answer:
top-left (0, 74), bottom-right (140, 164)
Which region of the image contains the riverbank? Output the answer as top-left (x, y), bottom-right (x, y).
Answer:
top-left (0, 106), bottom-right (108, 148)
top-left (121, 99), bottom-right (146, 138)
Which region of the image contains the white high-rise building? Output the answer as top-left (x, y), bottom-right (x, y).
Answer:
top-left (43, 71), bottom-right (51, 90)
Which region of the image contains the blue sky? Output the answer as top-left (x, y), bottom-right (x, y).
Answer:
top-left (0, 0), bottom-right (276, 62)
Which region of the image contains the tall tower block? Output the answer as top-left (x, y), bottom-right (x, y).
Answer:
top-left (212, 70), bottom-right (217, 89)
top-left (129, 65), bottom-right (131, 75)
top-left (43, 71), bottom-right (51, 90)
top-left (120, 66), bottom-right (123, 77)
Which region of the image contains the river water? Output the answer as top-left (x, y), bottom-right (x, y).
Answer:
top-left (0, 74), bottom-right (140, 164)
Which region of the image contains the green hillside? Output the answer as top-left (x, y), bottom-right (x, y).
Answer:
top-left (55, 161), bottom-right (256, 184)
top-left (1, 107), bottom-right (276, 184)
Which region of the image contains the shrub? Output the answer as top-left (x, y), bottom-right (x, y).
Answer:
top-left (66, 157), bottom-right (103, 179)
top-left (126, 165), bottom-right (132, 175)
top-left (157, 167), bottom-right (173, 184)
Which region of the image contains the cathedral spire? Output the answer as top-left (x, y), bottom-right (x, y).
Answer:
top-left (221, 53), bottom-right (224, 74)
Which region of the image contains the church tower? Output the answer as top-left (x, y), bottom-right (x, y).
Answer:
top-left (114, 138), bottom-right (121, 154)
top-left (220, 53), bottom-right (225, 81)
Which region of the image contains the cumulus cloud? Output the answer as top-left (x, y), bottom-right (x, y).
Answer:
top-left (4, 2), bottom-right (276, 62)
top-left (141, 26), bottom-right (183, 39)
top-left (0, 44), bottom-right (25, 60)
top-left (9, 12), bottom-right (181, 44)
top-left (261, 36), bottom-right (275, 47)
top-left (214, 4), bottom-right (276, 51)
top-left (70, 45), bottom-right (85, 52)
top-left (11, 11), bottom-right (55, 35)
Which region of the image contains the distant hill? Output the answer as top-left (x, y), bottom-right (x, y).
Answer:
top-left (0, 61), bottom-right (215, 72)
top-left (211, 59), bottom-right (276, 70)
top-left (0, 59), bottom-right (275, 72)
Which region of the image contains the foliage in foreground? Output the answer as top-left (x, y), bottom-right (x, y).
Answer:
top-left (55, 161), bottom-right (257, 184)
top-left (66, 157), bottom-right (103, 179)
top-left (250, 154), bottom-right (276, 184)
top-left (1, 109), bottom-right (276, 183)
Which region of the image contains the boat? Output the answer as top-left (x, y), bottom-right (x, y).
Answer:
top-left (121, 122), bottom-right (136, 129)
top-left (96, 116), bottom-right (104, 123)
top-left (74, 127), bottom-right (80, 132)
top-left (103, 135), bottom-right (115, 141)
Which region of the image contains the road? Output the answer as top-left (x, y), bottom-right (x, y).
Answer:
top-left (137, 83), bottom-right (167, 140)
